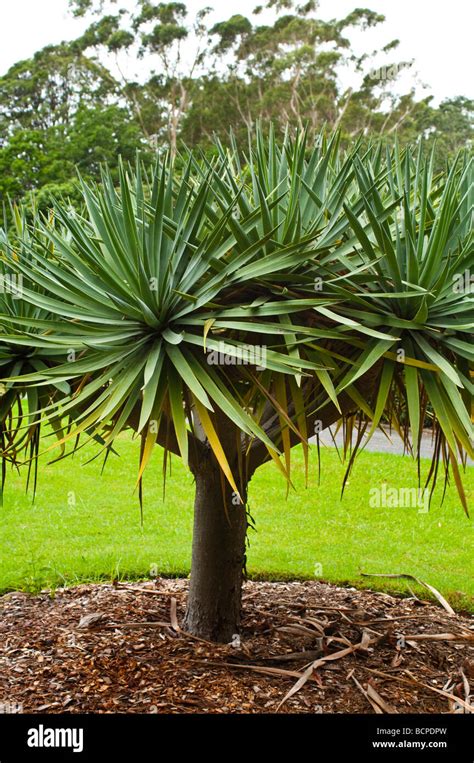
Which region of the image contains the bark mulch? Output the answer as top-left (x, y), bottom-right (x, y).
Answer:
top-left (0, 579), bottom-right (472, 714)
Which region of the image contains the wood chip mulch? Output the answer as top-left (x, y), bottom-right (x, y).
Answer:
top-left (0, 579), bottom-right (473, 714)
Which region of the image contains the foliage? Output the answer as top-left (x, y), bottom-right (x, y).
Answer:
top-left (0, 129), bottom-right (472, 513)
top-left (0, 105), bottom-right (146, 202)
top-left (0, 43), bottom-right (116, 137)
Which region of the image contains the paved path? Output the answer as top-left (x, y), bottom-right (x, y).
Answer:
top-left (314, 428), bottom-right (473, 464)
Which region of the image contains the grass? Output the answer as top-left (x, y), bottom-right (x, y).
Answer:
top-left (1, 433), bottom-right (472, 611)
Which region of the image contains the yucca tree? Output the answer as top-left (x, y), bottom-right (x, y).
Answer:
top-left (0, 129), bottom-right (472, 641)
top-left (0, 206), bottom-right (73, 496)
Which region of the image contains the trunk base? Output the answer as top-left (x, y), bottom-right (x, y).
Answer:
top-left (183, 456), bottom-right (247, 643)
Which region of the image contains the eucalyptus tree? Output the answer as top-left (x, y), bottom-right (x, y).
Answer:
top-left (0, 43), bottom-right (117, 138)
top-left (0, 129), bottom-right (472, 641)
top-left (71, 0), bottom-right (213, 153)
top-left (0, 39), bottom-right (144, 202)
top-left (67, 0), bottom-right (417, 151)
top-left (0, 103), bottom-right (145, 203)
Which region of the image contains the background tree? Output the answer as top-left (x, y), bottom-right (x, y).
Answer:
top-left (67, 0), bottom-right (474, 157)
top-left (73, 1), bottom-right (213, 154)
top-left (0, 43), bottom-right (116, 137)
top-left (1, 0), bottom-right (472, 206)
top-left (0, 40), bottom-right (145, 203)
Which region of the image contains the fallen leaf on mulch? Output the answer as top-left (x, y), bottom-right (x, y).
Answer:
top-left (77, 613), bottom-right (106, 630)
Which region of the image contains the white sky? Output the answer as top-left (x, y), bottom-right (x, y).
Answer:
top-left (0, 0), bottom-right (472, 105)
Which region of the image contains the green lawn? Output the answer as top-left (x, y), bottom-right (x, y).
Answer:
top-left (1, 433), bottom-right (473, 611)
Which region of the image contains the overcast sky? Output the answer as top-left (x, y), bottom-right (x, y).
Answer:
top-left (1, 0), bottom-right (472, 105)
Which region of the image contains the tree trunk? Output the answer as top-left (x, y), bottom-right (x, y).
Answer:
top-left (183, 453), bottom-right (248, 643)
top-left (138, 368), bottom-right (382, 643)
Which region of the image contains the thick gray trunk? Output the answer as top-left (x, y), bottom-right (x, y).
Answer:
top-left (183, 455), bottom-right (248, 643)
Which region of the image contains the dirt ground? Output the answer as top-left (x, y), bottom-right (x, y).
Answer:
top-left (0, 579), bottom-right (472, 714)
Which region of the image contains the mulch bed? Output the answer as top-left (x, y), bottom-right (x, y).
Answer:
top-left (0, 579), bottom-right (473, 714)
